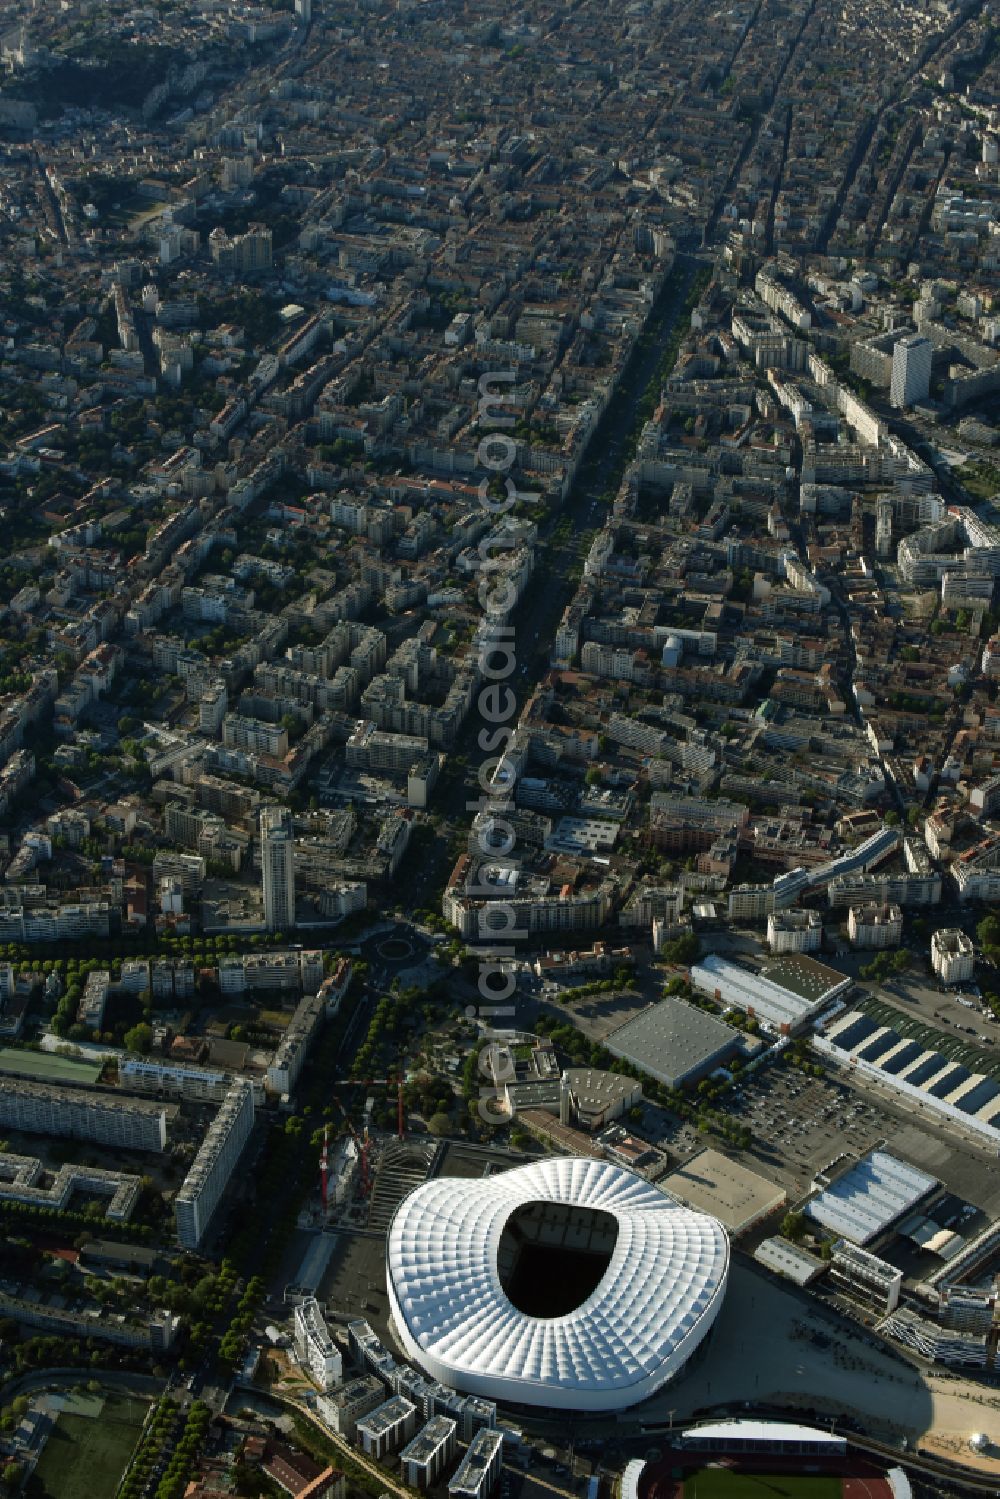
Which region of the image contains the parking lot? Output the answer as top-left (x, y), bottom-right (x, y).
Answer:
top-left (631, 1045), bottom-right (1000, 1223)
top-left (728, 1064), bottom-right (892, 1202)
top-left (615, 1064), bottom-right (887, 1205)
top-left (873, 968), bottom-right (1000, 1036)
top-left (544, 988), bottom-right (653, 1043)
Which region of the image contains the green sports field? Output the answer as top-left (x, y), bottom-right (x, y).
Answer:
top-left (0, 1047), bottom-right (103, 1086)
top-left (684, 1472), bottom-right (842, 1499)
top-left (34, 1392), bottom-right (148, 1499)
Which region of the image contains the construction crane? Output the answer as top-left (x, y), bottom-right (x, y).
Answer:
top-left (359, 1128), bottom-right (371, 1198)
top-left (329, 1075), bottom-right (405, 1139)
top-left (319, 1124), bottom-right (329, 1210)
top-left (329, 1093), bottom-right (373, 1200)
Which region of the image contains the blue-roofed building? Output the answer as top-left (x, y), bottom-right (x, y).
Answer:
top-left (856, 1028), bottom-right (900, 1062)
top-left (878, 1040), bottom-right (923, 1075)
top-left (899, 1053), bottom-right (950, 1087)
top-left (805, 1149), bottom-right (937, 1245)
top-left (951, 1078), bottom-right (999, 1116)
top-left (825, 1013), bottom-right (877, 1051)
top-left (818, 1015), bottom-right (1000, 1151)
top-left (927, 1065), bottom-right (969, 1099)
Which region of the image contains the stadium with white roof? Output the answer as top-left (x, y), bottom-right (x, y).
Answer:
top-left (386, 1157), bottom-right (729, 1411)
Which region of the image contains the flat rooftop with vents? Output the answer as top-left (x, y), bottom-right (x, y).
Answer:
top-left (660, 1149), bottom-right (786, 1236)
top-left (692, 953), bottom-right (850, 1034)
top-left (604, 995), bottom-right (742, 1089)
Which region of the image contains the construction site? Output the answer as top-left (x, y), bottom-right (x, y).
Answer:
top-left (292, 1072), bottom-right (418, 1230)
top-left (283, 1100), bottom-right (523, 1345)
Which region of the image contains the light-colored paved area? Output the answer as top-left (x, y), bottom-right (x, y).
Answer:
top-left (632, 1259), bottom-right (1000, 1478)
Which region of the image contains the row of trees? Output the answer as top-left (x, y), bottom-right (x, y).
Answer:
top-left (152, 1400), bottom-right (211, 1499)
top-left (0, 1200), bottom-right (154, 1244)
top-left (117, 1394), bottom-right (184, 1499)
top-left (1, 1329), bottom-right (156, 1380)
top-left (556, 965), bottom-right (637, 1001)
top-left (349, 979), bottom-right (438, 1080)
top-left (218, 1276), bottom-right (266, 1374)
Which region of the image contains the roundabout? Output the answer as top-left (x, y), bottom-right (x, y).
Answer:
top-left (358, 922), bottom-right (435, 981)
top-left (375, 935), bottom-right (416, 963)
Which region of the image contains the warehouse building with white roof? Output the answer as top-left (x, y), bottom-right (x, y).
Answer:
top-left (691, 952), bottom-right (850, 1034)
top-left (804, 1149), bottom-right (937, 1245)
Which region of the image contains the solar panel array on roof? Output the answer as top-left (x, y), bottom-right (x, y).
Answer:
top-left (952, 1077), bottom-right (999, 1115)
top-left (821, 1011), bottom-right (1000, 1140)
top-left (857, 1029), bottom-right (897, 1062)
top-left (943, 1073), bottom-right (979, 1105)
top-left (899, 1053), bottom-right (947, 1086)
top-left (805, 1149), bottom-right (937, 1245)
top-left (928, 1064), bottom-right (968, 1099)
top-left (827, 1014), bottom-right (876, 1050)
top-left (879, 1040), bottom-right (922, 1075)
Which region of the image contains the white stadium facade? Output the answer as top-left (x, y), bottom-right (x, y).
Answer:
top-left (386, 1157), bottom-right (729, 1411)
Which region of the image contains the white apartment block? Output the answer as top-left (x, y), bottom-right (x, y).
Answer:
top-left (400, 1416), bottom-right (458, 1490)
top-left (766, 909), bottom-right (822, 953)
top-left (218, 949), bottom-right (323, 996)
top-left (267, 988), bottom-right (325, 1097)
top-left (830, 1240), bottom-right (902, 1314)
top-left (0, 901), bottom-right (111, 944)
top-left (261, 805), bottom-right (296, 931)
top-left (829, 871), bottom-right (941, 908)
top-left (120, 1056), bottom-right (238, 1105)
top-left (931, 928), bottom-right (974, 985)
top-left (449, 1429), bottom-right (504, 1499)
top-left (317, 1375), bottom-right (386, 1439)
top-left (175, 1081), bottom-right (254, 1249)
top-left (890, 334), bottom-right (932, 409)
top-left (355, 1396), bottom-right (417, 1460)
top-left (0, 1154), bottom-right (140, 1221)
top-left (847, 902), bottom-right (903, 949)
top-left (223, 713), bottom-right (288, 757)
top-left (445, 879), bottom-right (615, 940)
top-left (293, 1297), bottom-right (343, 1392)
top-left (0, 1076), bottom-right (169, 1153)
top-left (0, 1291), bottom-right (177, 1353)
top-left (728, 884), bottom-right (776, 921)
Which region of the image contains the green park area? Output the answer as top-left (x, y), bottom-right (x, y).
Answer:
top-left (104, 194), bottom-right (169, 229)
top-left (684, 1473), bottom-right (842, 1499)
top-left (33, 1392), bottom-right (149, 1499)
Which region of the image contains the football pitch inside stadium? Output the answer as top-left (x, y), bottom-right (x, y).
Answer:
top-left (683, 1472), bottom-right (843, 1499)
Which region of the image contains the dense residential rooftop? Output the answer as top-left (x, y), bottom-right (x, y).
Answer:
top-left (2, 0), bottom-right (1000, 1474)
